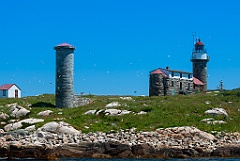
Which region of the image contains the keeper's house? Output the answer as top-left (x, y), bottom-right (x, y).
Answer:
top-left (0, 84), bottom-right (21, 98)
top-left (149, 67), bottom-right (204, 96)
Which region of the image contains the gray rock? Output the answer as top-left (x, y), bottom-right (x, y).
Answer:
top-left (205, 101), bottom-right (211, 105)
top-left (137, 111), bottom-right (147, 115)
top-left (105, 102), bottom-right (121, 108)
top-left (4, 122), bottom-right (23, 132)
top-left (105, 109), bottom-right (121, 116)
top-left (40, 121), bottom-right (59, 132)
top-left (0, 112), bottom-right (9, 120)
top-left (4, 118), bottom-right (44, 132)
top-left (120, 110), bottom-right (131, 115)
top-left (201, 118), bottom-right (214, 122)
top-left (7, 103), bottom-right (17, 108)
top-left (9, 104), bottom-right (30, 118)
top-left (37, 110), bottom-right (53, 116)
top-left (20, 118), bottom-right (44, 124)
top-left (205, 108), bottom-right (228, 116)
top-left (38, 121), bottom-right (80, 135)
top-left (0, 128), bottom-right (4, 133)
top-left (16, 108), bottom-right (30, 118)
top-left (119, 97), bottom-right (133, 101)
top-left (59, 123), bottom-right (81, 135)
top-left (25, 125), bottom-right (36, 131)
top-left (84, 110), bottom-right (97, 115)
top-left (207, 120), bottom-right (227, 125)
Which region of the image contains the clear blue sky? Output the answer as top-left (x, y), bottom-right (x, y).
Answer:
top-left (1, 0), bottom-right (240, 96)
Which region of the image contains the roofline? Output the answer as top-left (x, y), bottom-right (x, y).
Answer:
top-left (167, 69), bottom-right (192, 74)
top-left (150, 68), bottom-right (192, 74)
top-left (0, 84), bottom-right (21, 90)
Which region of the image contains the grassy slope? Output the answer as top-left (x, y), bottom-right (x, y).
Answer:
top-left (0, 89), bottom-right (240, 133)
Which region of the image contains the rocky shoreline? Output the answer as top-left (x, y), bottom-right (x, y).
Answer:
top-left (1, 124), bottom-right (240, 160)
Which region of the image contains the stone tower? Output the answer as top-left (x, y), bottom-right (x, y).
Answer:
top-left (54, 43), bottom-right (75, 108)
top-left (191, 39), bottom-right (210, 91)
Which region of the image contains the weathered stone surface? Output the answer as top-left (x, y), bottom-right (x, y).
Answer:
top-left (1, 125), bottom-right (240, 159)
top-left (38, 121), bottom-right (80, 134)
top-left (24, 125), bottom-right (36, 131)
top-left (85, 109), bottom-right (132, 116)
top-left (119, 97), bottom-right (133, 101)
top-left (39, 121), bottom-right (59, 132)
top-left (137, 111), bottom-right (147, 115)
top-left (105, 102), bottom-right (121, 108)
top-left (8, 104), bottom-right (30, 118)
top-left (37, 110), bottom-right (53, 116)
top-left (84, 110), bottom-right (97, 115)
top-left (205, 108), bottom-right (228, 116)
top-left (212, 146), bottom-right (240, 157)
top-left (20, 118), bottom-right (44, 124)
top-left (0, 112), bottom-right (9, 120)
top-left (3, 118), bottom-right (44, 132)
top-left (105, 109), bottom-right (121, 116)
top-left (4, 122), bottom-right (23, 132)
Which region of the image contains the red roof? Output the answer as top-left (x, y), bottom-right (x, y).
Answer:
top-left (0, 84), bottom-right (15, 90)
top-left (54, 43), bottom-right (75, 50)
top-left (56, 43), bottom-right (73, 47)
top-left (196, 41), bottom-right (204, 45)
top-left (195, 39), bottom-right (204, 45)
top-left (193, 77), bottom-right (204, 85)
top-left (150, 69), bottom-right (168, 77)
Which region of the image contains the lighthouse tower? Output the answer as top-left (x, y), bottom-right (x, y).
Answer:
top-left (191, 39), bottom-right (210, 91)
top-left (54, 43), bottom-right (75, 108)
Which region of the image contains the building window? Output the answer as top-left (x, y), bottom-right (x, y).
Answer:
top-left (3, 90), bottom-right (6, 96)
top-left (180, 82), bottom-right (182, 90)
top-left (188, 83), bottom-right (191, 90)
top-left (172, 81), bottom-right (174, 87)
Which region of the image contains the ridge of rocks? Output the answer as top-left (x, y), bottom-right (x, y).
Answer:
top-left (0, 99), bottom-right (238, 159)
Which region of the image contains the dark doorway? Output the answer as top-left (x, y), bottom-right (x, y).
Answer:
top-left (15, 90), bottom-right (18, 98)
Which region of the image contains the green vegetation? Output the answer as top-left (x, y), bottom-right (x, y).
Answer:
top-left (0, 90), bottom-right (240, 133)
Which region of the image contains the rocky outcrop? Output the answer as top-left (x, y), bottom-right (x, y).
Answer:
top-left (3, 118), bottom-right (44, 132)
top-left (1, 125), bottom-right (240, 159)
top-left (0, 101), bottom-right (239, 159)
top-left (84, 109), bottom-right (146, 116)
top-left (8, 103), bottom-right (30, 118)
top-left (205, 108), bottom-right (228, 117)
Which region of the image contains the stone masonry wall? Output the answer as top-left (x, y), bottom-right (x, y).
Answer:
top-left (149, 74), bottom-right (193, 96)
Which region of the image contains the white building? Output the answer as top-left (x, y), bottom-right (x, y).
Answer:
top-left (0, 84), bottom-right (21, 98)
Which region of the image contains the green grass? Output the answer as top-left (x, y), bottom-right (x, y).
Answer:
top-left (0, 90), bottom-right (240, 133)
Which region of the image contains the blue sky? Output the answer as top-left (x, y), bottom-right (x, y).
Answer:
top-left (1, 0), bottom-right (240, 96)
